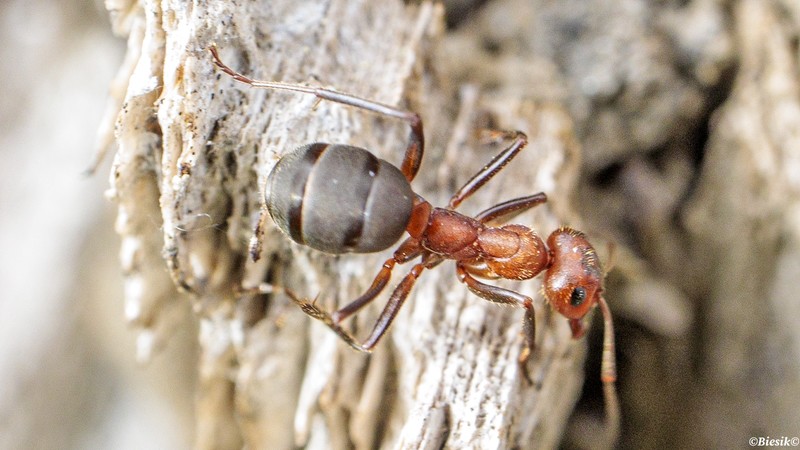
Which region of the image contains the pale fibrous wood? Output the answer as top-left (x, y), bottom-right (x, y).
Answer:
top-left (6, 0), bottom-right (800, 447)
top-left (105, 1), bottom-right (592, 449)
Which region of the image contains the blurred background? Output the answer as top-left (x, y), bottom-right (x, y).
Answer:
top-left (0, 0), bottom-right (195, 448)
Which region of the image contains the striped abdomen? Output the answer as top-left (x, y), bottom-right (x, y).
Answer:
top-left (265, 143), bottom-right (415, 254)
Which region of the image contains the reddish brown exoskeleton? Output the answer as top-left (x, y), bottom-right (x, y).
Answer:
top-left (211, 45), bottom-right (619, 440)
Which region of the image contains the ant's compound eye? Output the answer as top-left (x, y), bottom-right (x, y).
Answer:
top-left (570, 286), bottom-right (586, 307)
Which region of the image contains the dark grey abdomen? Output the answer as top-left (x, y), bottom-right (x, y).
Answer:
top-left (265, 143), bottom-right (415, 254)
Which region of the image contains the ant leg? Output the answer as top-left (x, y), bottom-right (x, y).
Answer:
top-left (597, 296), bottom-right (620, 445)
top-left (235, 282), bottom-right (367, 350)
top-left (209, 45), bottom-right (424, 181)
top-left (296, 248), bottom-right (440, 353)
top-left (456, 265), bottom-right (534, 308)
top-left (475, 193), bottom-right (548, 225)
top-left (342, 254), bottom-right (443, 351)
top-left (331, 257), bottom-right (398, 324)
top-left (259, 282), bottom-right (417, 354)
top-left (280, 287), bottom-right (368, 351)
top-left (357, 261), bottom-right (429, 351)
top-left (331, 238), bottom-right (423, 324)
top-left (455, 265), bottom-right (537, 380)
top-left (448, 131), bottom-right (528, 209)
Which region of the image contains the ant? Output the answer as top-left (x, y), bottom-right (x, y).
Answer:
top-left (210, 45), bottom-right (619, 441)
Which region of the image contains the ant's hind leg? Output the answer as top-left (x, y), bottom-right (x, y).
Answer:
top-left (237, 282), bottom-right (366, 350)
top-left (280, 287), bottom-right (368, 351)
top-left (209, 45), bottom-right (424, 181)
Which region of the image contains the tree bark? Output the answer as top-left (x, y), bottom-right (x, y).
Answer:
top-left (106, 1), bottom-right (591, 449)
top-left (104, 0), bottom-right (800, 448)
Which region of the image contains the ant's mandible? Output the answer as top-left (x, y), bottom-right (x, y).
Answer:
top-left (210, 45), bottom-right (619, 438)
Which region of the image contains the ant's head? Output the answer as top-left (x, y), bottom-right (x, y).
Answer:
top-left (543, 227), bottom-right (603, 320)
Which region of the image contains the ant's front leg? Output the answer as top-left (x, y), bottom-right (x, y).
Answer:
top-left (455, 264), bottom-right (537, 382)
top-left (475, 193), bottom-right (547, 225)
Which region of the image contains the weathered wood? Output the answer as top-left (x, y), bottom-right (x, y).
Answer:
top-left (107, 1), bottom-right (593, 448)
top-left (442, 1), bottom-right (800, 447)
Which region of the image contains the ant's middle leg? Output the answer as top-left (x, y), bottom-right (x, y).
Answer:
top-left (275, 250), bottom-right (441, 353)
top-left (340, 254), bottom-right (444, 352)
top-left (448, 130), bottom-right (528, 209)
top-left (331, 238), bottom-right (423, 324)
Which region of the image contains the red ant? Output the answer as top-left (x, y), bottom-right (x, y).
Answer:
top-left (211, 45), bottom-right (619, 440)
